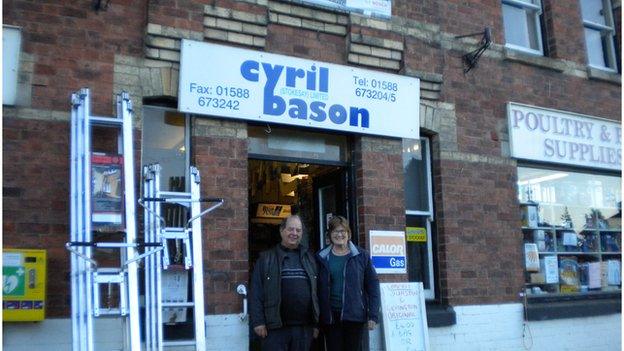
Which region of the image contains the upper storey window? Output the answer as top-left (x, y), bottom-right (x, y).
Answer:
top-left (502, 0), bottom-right (544, 55)
top-left (580, 0), bottom-right (618, 71)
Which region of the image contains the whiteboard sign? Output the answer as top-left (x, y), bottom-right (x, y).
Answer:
top-left (380, 282), bottom-right (429, 351)
top-left (179, 40), bottom-right (420, 139)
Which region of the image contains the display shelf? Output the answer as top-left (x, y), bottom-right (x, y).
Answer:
top-left (521, 222), bottom-right (621, 297)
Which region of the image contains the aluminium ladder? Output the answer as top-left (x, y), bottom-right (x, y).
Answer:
top-left (67, 88), bottom-right (158, 351)
top-left (141, 163), bottom-right (223, 350)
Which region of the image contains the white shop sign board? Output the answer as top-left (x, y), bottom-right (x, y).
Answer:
top-left (380, 282), bottom-right (430, 351)
top-left (507, 102), bottom-right (621, 171)
top-left (299, 0), bottom-right (392, 17)
top-left (179, 40), bottom-right (420, 139)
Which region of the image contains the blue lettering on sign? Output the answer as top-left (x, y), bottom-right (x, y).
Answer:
top-left (372, 256), bottom-right (406, 269)
top-left (240, 60), bottom-right (369, 128)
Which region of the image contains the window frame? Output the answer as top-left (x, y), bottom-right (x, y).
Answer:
top-left (580, 0), bottom-right (618, 72)
top-left (404, 137), bottom-right (436, 300)
top-left (502, 0), bottom-right (545, 56)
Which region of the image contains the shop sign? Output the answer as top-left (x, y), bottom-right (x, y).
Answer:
top-left (379, 282), bottom-right (430, 351)
top-left (179, 40), bottom-right (420, 139)
top-left (369, 230), bottom-right (406, 274)
top-left (405, 227), bottom-right (426, 242)
top-left (255, 204), bottom-right (292, 218)
top-left (507, 102), bottom-right (621, 171)
top-left (298, 0), bottom-right (391, 18)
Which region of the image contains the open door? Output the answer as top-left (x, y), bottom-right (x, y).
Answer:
top-left (314, 168), bottom-right (349, 250)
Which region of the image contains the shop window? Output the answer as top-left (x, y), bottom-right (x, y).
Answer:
top-left (517, 166), bottom-right (621, 298)
top-left (403, 137), bottom-right (436, 300)
top-left (3, 25), bottom-right (21, 106)
top-left (502, 0), bottom-right (544, 55)
top-left (141, 106), bottom-right (189, 192)
top-left (580, 0), bottom-right (618, 71)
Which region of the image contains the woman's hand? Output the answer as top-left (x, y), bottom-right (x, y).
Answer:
top-left (254, 325), bottom-right (268, 338)
top-left (367, 320), bottom-right (377, 330)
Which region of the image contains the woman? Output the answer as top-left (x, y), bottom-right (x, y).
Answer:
top-left (316, 215), bottom-right (381, 351)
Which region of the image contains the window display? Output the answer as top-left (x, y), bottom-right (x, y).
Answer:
top-left (517, 167), bottom-right (621, 296)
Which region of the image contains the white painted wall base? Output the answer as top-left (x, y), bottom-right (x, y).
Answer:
top-left (205, 314), bottom-right (248, 350)
top-left (3, 318), bottom-right (123, 351)
top-left (2, 314), bottom-right (249, 351)
top-left (370, 303), bottom-right (621, 351)
top-left (3, 307), bottom-right (620, 351)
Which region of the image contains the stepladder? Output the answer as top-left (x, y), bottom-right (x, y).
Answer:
top-left (141, 163), bottom-right (223, 351)
top-left (66, 88), bottom-right (161, 351)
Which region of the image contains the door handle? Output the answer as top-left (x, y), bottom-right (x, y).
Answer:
top-left (236, 284), bottom-right (248, 321)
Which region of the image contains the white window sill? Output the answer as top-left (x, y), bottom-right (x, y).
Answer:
top-left (503, 47), bottom-right (564, 72)
top-left (587, 66), bottom-right (621, 85)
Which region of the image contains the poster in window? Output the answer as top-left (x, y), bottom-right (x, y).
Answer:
top-left (559, 256), bottom-right (579, 293)
top-left (91, 153), bottom-right (124, 227)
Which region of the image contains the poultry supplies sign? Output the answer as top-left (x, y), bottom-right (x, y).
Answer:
top-left (369, 230), bottom-right (406, 274)
top-left (507, 102), bottom-right (621, 171)
top-left (179, 40), bottom-right (419, 139)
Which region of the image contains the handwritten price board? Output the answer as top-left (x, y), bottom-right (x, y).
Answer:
top-left (380, 282), bottom-right (429, 351)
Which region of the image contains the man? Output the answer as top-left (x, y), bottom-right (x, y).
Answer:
top-left (250, 215), bottom-right (319, 351)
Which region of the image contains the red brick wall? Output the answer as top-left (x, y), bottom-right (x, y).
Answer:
top-left (393, 0), bottom-right (440, 24)
top-left (192, 125), bottom-right (249, 314)
top-left (266, 24), bottom-right (347, 64)
top-left (2, 0), bottom-right (621, 318)
top-left (3, 1), bottom-right (147, 115)
top-left (542, 0), bottom-right (586, 63)
top-left (353, 136), bottom-right (408, 283)
top-left (147, 0), bottom-right (267, 33)
top-left (433, 158), bottom-right (524, 305)
top-left (3, 118), bottom-right (71, 316)
top-left (439, 1), bottom-right (504, 45)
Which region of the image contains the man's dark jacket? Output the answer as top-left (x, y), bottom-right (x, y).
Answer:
top-left (316, 241), bottom-right (380, 325)
top-left (249, 244), bottom-right (320, 329)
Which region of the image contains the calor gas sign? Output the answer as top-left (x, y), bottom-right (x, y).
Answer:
top-left (369, 231), bottom-right (407, 274)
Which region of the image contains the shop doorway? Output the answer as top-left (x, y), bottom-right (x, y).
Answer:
top-left (248, 159), bottom-right (349, 268)
top-left (248, 159), bottom-right (350, 351)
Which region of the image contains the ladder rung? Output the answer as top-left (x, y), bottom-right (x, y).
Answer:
top-left (162, 302), bottom-right (194, 308)
top-left (162, 227), bottom-right (185, 232)
top-left (163, 340), bottom-right (197, 347)
top-left (162, 230), bottom-right (189, 239)
top-left (94, 242), bottom-right (137, 248)
top-left (94, 309), bottom-right (125, 316)
top-left (158, 191), bottom-right (192, 197)
top-left (95, 267), bottom-right (123, 274)
top-left (90, 115), bottom-right (124, 126)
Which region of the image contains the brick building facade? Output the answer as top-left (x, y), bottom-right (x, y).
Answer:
top-left (3, 0), bottom-right (621, 350)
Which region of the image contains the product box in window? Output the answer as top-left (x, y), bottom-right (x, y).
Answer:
top-left (520, 202), bottom-right (539, 228)
top-left (541, 256), bottom-right (559, 284)
top-left (559, 256), bottom-right (579, 293)
top-left (600, 261), bottom-right (621, 291)
top-left (91, 153), bottom-right (124, 229)
top-left (524, 243), bottom-right (540, 272)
